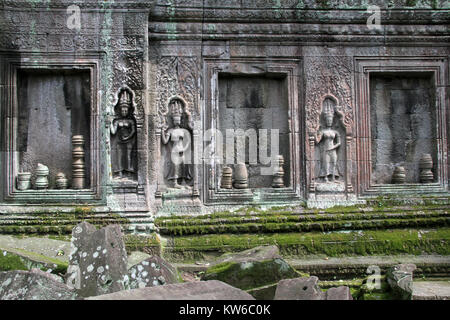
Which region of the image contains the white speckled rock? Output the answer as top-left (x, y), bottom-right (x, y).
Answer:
top-left (65, 222), bottom-right (128, 298)
top-left (128, 255), bottom-right (179, 289)
top-left (0, 269), bottom-right (77, 300)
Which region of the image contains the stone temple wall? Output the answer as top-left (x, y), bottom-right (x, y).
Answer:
top-left (0, 0), bottom-right (448, 225)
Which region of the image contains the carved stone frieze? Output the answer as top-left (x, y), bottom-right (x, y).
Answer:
top-left (305, 53), bottom-right (353, 134)
top-left (150, 1), bottom-right (449, 24)
top-left (156, 57), bottom-right (200, 129)
top-left (0, 33), bottom-right (145, 51)
top-left (107, 50), bottom-right (145, 92)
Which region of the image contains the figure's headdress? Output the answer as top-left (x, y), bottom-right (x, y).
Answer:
top-left (170, 99), bottom-right (183, 118)
top-left (322, 97), bottom-right (335, 117)
top-left (119, 89), bottom-right (132, 107)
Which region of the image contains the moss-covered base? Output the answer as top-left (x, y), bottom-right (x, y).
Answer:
top-left (163, 228), bottom-right (450, 263)
top-left (124, 234), bottom-right (161, 256)
top-left (156, 204), bottom-right (449, 236)
top-left (0, 248), bottom-right (68, 275)
top-left (0, 211), bottom-right (131, 235)
top-left (202, 258), bottom-right (300, 290)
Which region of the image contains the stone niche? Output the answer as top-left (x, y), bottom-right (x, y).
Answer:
top-left (17, 70), bottom-right (91, 189)
top-left (369, 73), bottom-right (437, 184)
top-left (218, 75), bottom-right (291, 188)
top-left (203, 59), bottom-right (303, 205)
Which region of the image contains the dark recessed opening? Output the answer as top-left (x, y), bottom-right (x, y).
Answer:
top-left (369, 72), bottom-right (437, 184)
top-left (17, 69), bottom-right (91, 189)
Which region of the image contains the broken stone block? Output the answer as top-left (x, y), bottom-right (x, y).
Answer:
top-left (127, 251), bottom-right (151, 269)
top-left (202, 246), bottom-right (299, 292)
top-left (412, 281), bottom-right (450, 300)
top-left (87, 280), bottom-right (255, 300)
top-left (274, 276), bottom-right (325, 300)
top-left (386, 263), bottom-right (417, 300)
top-left (326, 286), bottom-right (353, 300)
top-left (65, 222), bottom-right (128, 298)
top-left (0, 248), bottom-right (68, 275)
top-left (128, 255), bottom-right (179, 289)
top-left (0, 269), bottom-right (77, 300)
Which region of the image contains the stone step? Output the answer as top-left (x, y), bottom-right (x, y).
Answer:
top-left (286, 255), bottom-right (450, 280)
top-left (174, 255), bottom-right (450, 281)
top-left (412, 281), bottom-right (450, 300)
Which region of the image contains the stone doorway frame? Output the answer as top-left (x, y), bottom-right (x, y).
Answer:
top-left (202, 58), bottom-right (304, 205)
top-left (0, 53), bottom-right (104, 203)
top-left (354, 57), bottom-right (449, 196)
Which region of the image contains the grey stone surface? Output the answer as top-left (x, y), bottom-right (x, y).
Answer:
top-left (326, 286), bottom-right (353, 300)
top-left (0, 0), bottom-right (448, 215)
top-left (65, 222), bottom-right (128, 298)
top-left (202, 245), bottom-right (299, 291)
top-left (274, 276), bottom-right (353, 300)
top-left (18, 72), bottom-right (91, 188)
top-left (214, 245), bottom-right (281, 264)
top-left (128, 255), bottom-right (179, 289)
top-left (274, 276), bottom-right (325, 300)
top-left (218, 76), bottom-right (290, 188)
top-left (127, 251), bottom-right (151, 269)
top-left (0, 269), bottom-right (77, 300)
top-left (412, 281), bottom-right (450, 300)
top-left (87, 280), bottom-right (255, 300)
top-left (386, 263), bottom-right (417, 300)
top-left (0, 234), bottom-right (70, 263)
top-left (370, 76), bottom-right (437, 184)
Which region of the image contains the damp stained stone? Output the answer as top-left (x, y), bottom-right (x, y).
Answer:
top-left (65, 222), bottom-right (128, 298)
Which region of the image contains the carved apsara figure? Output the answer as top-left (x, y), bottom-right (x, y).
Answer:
top-left (162, 98), bottom-right (193, 188)
top-left (316, 99), bottom-right (341, 182)
top-left (110, 89), bottom-right (137, 179)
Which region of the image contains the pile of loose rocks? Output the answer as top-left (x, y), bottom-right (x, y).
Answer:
top-left (0, 222), bottom-right (353, 300)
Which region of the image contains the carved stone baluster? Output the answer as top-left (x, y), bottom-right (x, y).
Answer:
top-left (72, 135), bottom-right (86, 189)
top-left (272, 155), bottom-right (285, 188)
top-left (346, 134), bottom-right (354, 193)
top-left (308, 134), bottom-right (316, 194)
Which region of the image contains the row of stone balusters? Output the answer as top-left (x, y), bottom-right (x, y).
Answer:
top-left (16, 135), bottom-right (86, 190)
top-left (392, 153), bottom-right (434, 184)
top-left (220, 155), bottom-right (285, 189)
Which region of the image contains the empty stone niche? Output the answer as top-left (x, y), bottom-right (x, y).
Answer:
top-left (369, 73), bottom-right (437, 184)
top-left (218, 75), bottom-right (290, 188)
top-left (17, 70), bottom-right (91, 189)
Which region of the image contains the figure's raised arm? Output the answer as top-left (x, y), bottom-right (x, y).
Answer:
top-left (161, 128), bottom-right (171, 145)
top-left (333, 130), bottom-right (341, 149)
top-left (110, 118), bottom-right (118, 135)
top-left (315, 129), bottom-right (323, 144)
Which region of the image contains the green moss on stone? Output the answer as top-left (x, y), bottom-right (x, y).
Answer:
top-left (163, 228), bottom-right (450, 262)
top-left (203, 258), bottom-right (299, 290)
top-left (0, 251), bottom-right (28, 271)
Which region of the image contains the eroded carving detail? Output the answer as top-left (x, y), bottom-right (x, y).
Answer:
top-left (305, 54), bottom-right (353, 133)
top-left (315, 99), bottom-right (342, 183)
top-left (156, 57), bottom-right (199, 129)
top-left (161, 97), bottom-right (194, 189)
top-left (110, 88), bottom-right (138, 181)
